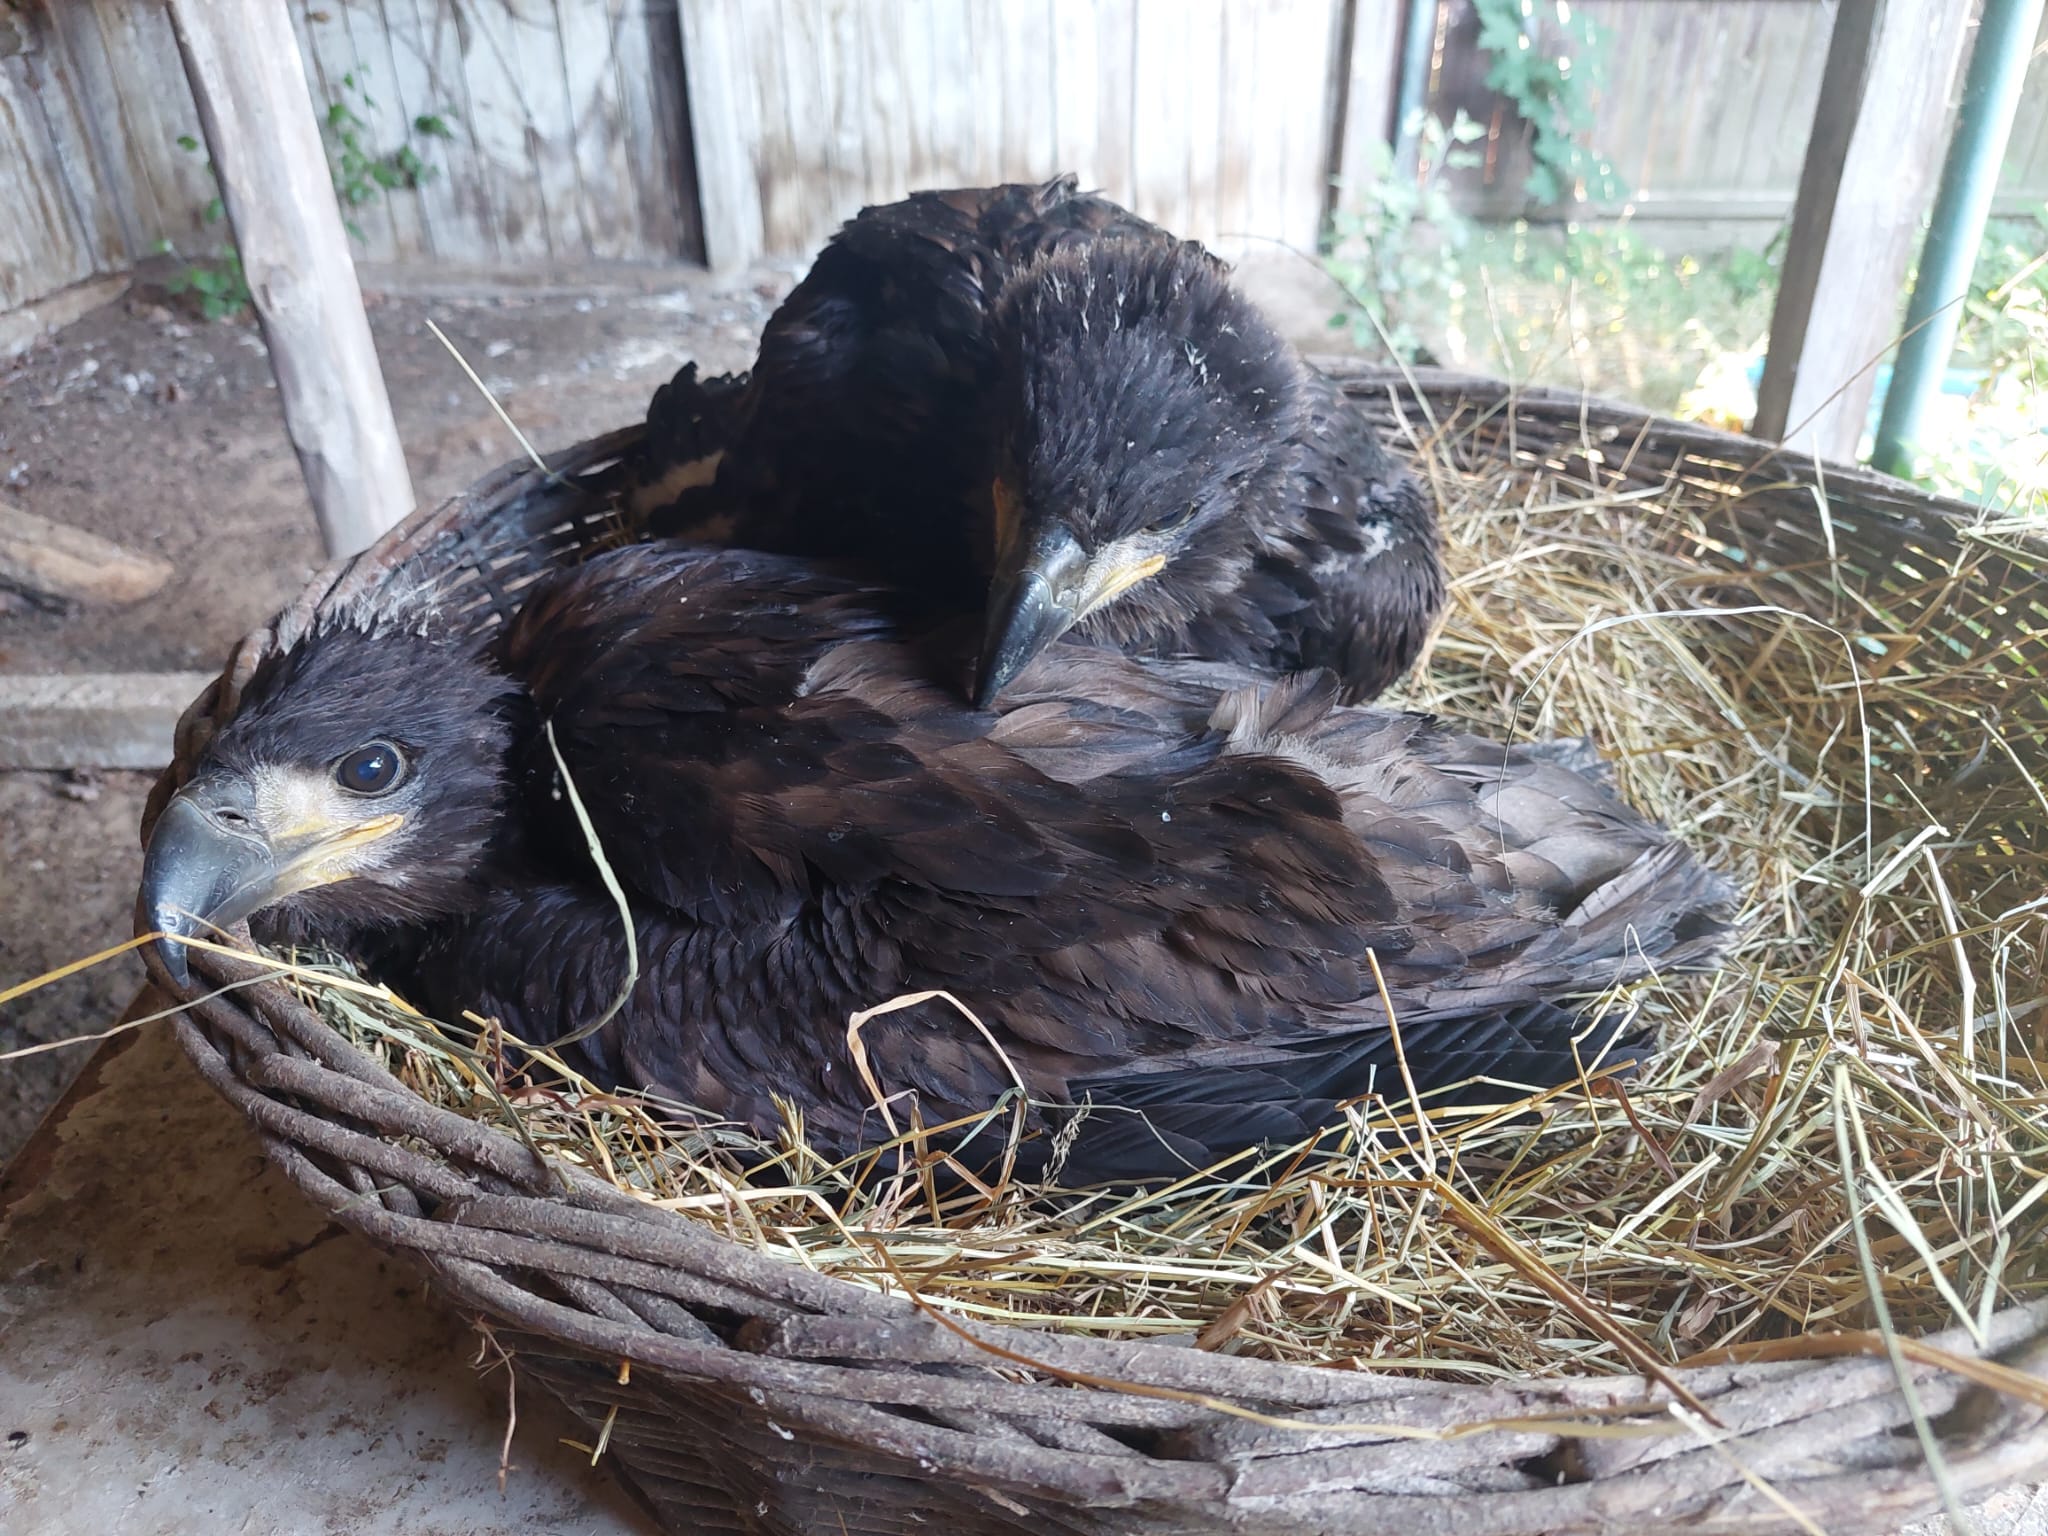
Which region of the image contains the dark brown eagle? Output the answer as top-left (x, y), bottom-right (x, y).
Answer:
top-left (142, 545), bottom-right (1732, 1185)
top-left (634, 176), bottom-right (1446, 709)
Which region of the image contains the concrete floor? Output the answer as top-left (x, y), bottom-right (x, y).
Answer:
top-left (0, 1006), bottom-right (650, 1534)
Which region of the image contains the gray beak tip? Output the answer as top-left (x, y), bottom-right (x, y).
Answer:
top-left (977, 527), bottom-right (1090, 708)
top-left (156, 930), bottom-right (194, 990)
top-left (139, 786), bottom-right (274, 991)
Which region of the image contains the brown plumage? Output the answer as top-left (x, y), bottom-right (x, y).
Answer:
top-left (141, 544), bottom-right (1735, 1185)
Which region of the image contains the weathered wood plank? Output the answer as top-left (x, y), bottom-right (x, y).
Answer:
top-left (343, 2), bottom-right (432, 258)
top-left (1132, 0), bottom-right (1194, 235)
top-left (1182, 0), bottom-right (1225, 241)
top-left (617, 0), bottom-right (699, 260)
top-left (763, 0), bottom-right (823, 252)
top-left (1273, 0), bottom-right (1340, 251)
top-left (1246, 0), bottom-right (1295, 247)
top-left (166, 0), bottom-right (415, 557)
top-left (380, 0), bottom-right (500, 265)
top-left (0, 59), bottom-right (98, 310)
top-left (923, 0), bottom-right (979, 185)
top-left (1330, 0), bottom-right (1405, 218)
top-left (965, 0), bottom-right (1006, 183)
top-left (509, 0), bottom-right (589, 258)
top-left (77, 1), bottom-right (214, 249)
top-left (10, 13), bottom-right (130, 283)
top-left (450, 0), bottom-right (553, 261)
top-left (289, 4), bottom-right (395, 257)
top-left (680, 0), bottom-right (766, 271)
top-left (1216, 0), bottom-right (1263, 242)
top-left (996, 0), bottom-right (1055, 179)
top-left (0, 501), bottom-right (174, 607)
top-left (1753, 0), bottom-right (1974, 461)
top-left (1093, 0), bottom-right (1137, 205)
top-left (1051, 0), bottom-right (1100, 188)
top-left (555, 0), bottom-right (642, 261)
top-left (1998, 9), bottom-right (2048, 204)
top-left (860, 0), bottom-right (908, 201)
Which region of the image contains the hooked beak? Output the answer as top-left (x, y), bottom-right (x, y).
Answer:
top-left (974, 525), bottom-right (1169, 708)
top-left (976, 524), bottom-right (1090, 708)
top-left (141, 778), bottom-right (401, 986)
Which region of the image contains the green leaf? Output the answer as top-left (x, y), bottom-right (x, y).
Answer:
top-left (176, 133), bottom-right (201, 154)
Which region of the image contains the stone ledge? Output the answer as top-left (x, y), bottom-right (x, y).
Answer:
top-left (0, 672), bottom-right (213, 770)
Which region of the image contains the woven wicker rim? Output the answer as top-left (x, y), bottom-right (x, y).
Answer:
top-left (140, 368), bottom-right (2048, 1536)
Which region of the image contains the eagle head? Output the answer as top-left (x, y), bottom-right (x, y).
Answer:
top-left (141, 609), bottom-right (520, 981)
top-left (977, 238), bottom-right (1304, 705)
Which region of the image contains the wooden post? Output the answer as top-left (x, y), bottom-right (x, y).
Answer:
top-left (165, 0), bottom-right (414, 558)
top-left (1752, 0), bottom-right (1973, 463)
top-left (1329, 0), bottom-right (1412, 217)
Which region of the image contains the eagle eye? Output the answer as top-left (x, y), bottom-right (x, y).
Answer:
top-left (335, 741), bottom-right (407, 796)
top-left (1148, 502), bottom-right (1200, 535)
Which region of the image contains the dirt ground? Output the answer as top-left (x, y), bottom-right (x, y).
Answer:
top-left (0, 260), bottom-right (785, 1160)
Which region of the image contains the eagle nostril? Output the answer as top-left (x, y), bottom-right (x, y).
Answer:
top-left (212, 808), bottom-right (250, 829)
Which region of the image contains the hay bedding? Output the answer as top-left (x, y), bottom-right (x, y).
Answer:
top-left (265, 378), bottom-right (2048, 1397)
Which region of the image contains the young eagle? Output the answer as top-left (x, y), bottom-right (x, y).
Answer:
top-left (142, 545), bottom-right (1732, 1186)
top-left (633, 176), bottom-right (1446, 710)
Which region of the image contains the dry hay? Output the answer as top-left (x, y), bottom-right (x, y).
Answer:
top-left (279, 399), bottom-right (2047, 1388)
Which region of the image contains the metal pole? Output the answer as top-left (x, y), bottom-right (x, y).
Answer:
top-left (1871, 0), bottom-right (2046, 477)
top-left (1393, 0), bottom-right (1439, 176)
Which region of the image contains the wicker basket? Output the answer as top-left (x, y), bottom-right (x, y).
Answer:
top-left (140, 369), bottom-right (2048, 1536)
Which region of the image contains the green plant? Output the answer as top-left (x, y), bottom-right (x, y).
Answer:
top-left (1325, 110), bottom-right (1486, 363)
top-left (1472, 0), bottom-right (1623, 206)
top-left (1902, 208), bottom-right (2048, 507)
top-left (163, 242), bottom-right (252, 322)
top-left (324, 70), bottom-right (453, 241)
top-left (163, 68), bottom-right (453, 319)
top-left (162, 135), bottom-right (250, 320)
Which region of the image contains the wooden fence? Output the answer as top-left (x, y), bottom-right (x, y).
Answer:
top-left (3, 0), bottom-right (2045, 317)
top-left (682, 0), bottom-right (1351, 268)
top-left (1426, 0), bottom-right (2048, 226)
top-left (0, 0), bottom-right (701, 316)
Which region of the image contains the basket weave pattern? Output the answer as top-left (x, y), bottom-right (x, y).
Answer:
top-left (141, 373), bottom-right (2048, 1536)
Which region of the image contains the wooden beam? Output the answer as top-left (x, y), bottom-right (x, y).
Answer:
top-left (164, 0), bottom-right (414, 558)
top-left (0, 500), bottom-right (174, 606)
top-left (1752, 0), bottom-right (1973, 463)
top-left (0, 275), bottom-right (128, 360)
top-left (0, 672), bottom-right (214, 771)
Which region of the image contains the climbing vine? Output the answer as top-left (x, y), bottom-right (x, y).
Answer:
top-left (1471, 0), bottom-right (1623, 206)
top-left (162, 68), bottom-right (453, 321)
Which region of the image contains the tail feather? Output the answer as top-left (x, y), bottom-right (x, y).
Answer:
top-left (1055, 999), bottom-right (1646, 1184)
